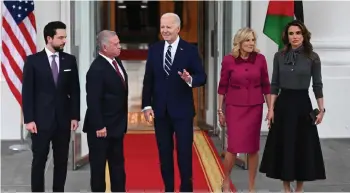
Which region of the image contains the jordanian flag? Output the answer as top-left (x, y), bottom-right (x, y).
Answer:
top-left (263, 0), bottom-right (304, 50)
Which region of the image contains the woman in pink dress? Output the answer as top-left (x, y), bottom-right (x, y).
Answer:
top-left (217, 27), bottom-right (271, 192)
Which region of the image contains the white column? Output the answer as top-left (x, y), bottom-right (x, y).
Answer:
top-left (215, 1), bottom-right (224, 139)
top-left (74, 1), bottom-right (96, 156)
top-left (60, 1), bottom-right (71, 54)
top-left (304, 2), bottom-right (350, 138)
top-left (204, 1), bottom-right (215, 127)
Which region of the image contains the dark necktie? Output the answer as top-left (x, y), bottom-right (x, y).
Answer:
top-left (112, 60), bottom-right (126, 87)
top-left (51, 55), bottom-right (58, 85)
top-left (164, 45), bottom-right (172, 76)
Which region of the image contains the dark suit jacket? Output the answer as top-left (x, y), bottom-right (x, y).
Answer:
top-left (217, 53), bottom-right (271, 106)
top-left (83, 55), bottom-right (128, 138)
top-left (142, 38), bottom-right (207, 119)
top-left (22, 49), bottom-right (80, 131)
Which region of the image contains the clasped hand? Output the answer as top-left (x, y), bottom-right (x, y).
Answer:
top-left (96, 127), bottom-right (107, 138)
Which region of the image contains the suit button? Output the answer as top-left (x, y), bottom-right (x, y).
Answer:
top-left (245, 69), bottom-right (248, 71)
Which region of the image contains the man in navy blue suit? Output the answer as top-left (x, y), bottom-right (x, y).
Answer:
top-left (141, 13), bottom-right (207, 192)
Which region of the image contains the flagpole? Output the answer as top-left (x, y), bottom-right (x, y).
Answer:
top-left (9, 111), bottom-right (30, 151)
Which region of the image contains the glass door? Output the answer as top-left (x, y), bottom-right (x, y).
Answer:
top-left (70, 1), bottom-right (102, 170)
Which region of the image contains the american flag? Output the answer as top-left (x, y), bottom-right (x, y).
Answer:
top-left (1, 0), bottom-right (37, 107)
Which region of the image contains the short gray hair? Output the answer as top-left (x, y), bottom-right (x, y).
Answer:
top-left (161, 13), bottom-right (181, 28)
top-left (96, 30), bottom-right (116, 51)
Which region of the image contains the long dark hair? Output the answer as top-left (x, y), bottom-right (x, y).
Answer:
top-left (281, 20), bottom-right (313, 57)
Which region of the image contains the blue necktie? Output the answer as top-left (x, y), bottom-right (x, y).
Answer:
top-left (164, 45), bottom-right (172, 76)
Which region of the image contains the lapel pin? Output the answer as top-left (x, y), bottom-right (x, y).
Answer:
top-left (180, 47), bottom-right (183, 51)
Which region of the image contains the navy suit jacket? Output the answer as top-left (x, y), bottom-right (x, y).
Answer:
top-left (142, 38), bottom-right (207, 119)
top-left (22, 50), bottom-right (80, 131)
top-left (83, 56), bottom-right (128, 138)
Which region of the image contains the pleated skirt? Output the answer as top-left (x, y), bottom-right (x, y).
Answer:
top-left (259, 89), bottom-right (326, 181)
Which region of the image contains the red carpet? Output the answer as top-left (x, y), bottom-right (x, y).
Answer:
top-left (106, 130), bottom-right (235, 192)
top-left (119, 49), bottom-right (148, 61)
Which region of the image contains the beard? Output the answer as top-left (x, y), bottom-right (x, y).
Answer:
top-left (52, 44), bottom-right (64, 52)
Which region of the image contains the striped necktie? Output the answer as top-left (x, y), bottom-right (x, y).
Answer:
top-left (164, 45), bottom-right (172, 76)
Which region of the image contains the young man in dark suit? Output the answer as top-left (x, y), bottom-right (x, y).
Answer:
top-left (141, 13), bottom-right (207, 192)
top-left (83, 30), bottom-right (128, 192)
top-left (22, 21), bottom-right (80, 192)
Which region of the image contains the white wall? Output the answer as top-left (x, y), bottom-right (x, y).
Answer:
top-left (250, 1), bottom-right (277, 133)
top-left (251, 1), bottom-right (350, 138)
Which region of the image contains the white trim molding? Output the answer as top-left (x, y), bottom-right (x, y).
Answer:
top-left (312, 40), bottom-right (350, 50)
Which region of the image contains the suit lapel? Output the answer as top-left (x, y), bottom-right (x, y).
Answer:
top-left (117, 59), bottom-right (127, 82)
top-left (158, 39), bottom-right (185, 76)
top-left (172, 39), bottom-right (184, 70)
top-left (116, 58), bottom-right (128, 89)
top-left (99, 56), bottom-right (126, 89)
top-left (57, 53), bottom-right (67, 88)
top-left (159, 41), bottom-right (165, 71)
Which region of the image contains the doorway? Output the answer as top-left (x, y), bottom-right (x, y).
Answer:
top-left (100, 1), bottom-right (205, 129)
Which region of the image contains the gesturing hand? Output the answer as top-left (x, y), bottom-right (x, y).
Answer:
top-left (178, 69), bottom-right (192, 83)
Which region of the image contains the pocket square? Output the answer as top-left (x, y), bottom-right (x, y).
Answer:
top-left (64, 69), bottom-right (71, 72)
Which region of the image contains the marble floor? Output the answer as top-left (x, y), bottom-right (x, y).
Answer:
top-left (123, 60), bottom-right (153, 130)
top-left (2, 136), bottom-right (350, 192)
top-left (124, 60), bottom-right (146, 113)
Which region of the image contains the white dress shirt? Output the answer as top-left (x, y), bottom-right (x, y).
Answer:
top-left (99, 53), bottom-right (125, 80)
top-left (45, 47), bottom-right (59, 71)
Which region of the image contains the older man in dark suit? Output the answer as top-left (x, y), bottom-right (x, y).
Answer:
top-left (142, 13), bottom-right (207, 192)
top-left (22, 21), bottom-right (80, 192)
top-left (83, 30), bottom-right (128, 192)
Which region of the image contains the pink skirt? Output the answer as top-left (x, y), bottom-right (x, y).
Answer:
top-left (225, 104), bottom-right (263, 154)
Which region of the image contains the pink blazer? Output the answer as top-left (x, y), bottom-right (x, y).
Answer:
top-left (217, 52), bottom-right (271, 106)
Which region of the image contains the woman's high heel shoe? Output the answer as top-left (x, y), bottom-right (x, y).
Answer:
top-left (221, 180), bottom-right (231, 192)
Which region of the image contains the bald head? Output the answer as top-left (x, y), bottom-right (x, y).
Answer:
top-left (97, 30), bottom-right (121, 58)
top-left (160, 13), bottom-right (181, 44)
